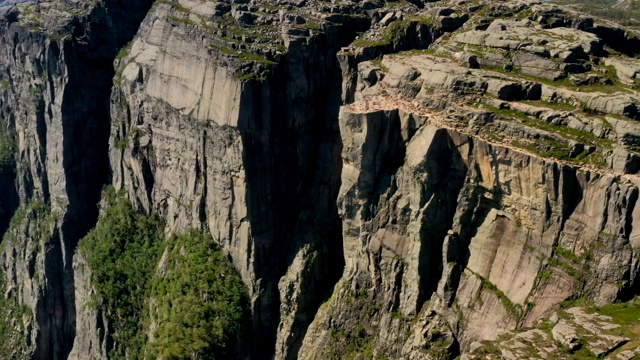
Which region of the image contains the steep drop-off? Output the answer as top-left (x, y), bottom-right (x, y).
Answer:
top-left (0, 0), bottom-right (154, 358)
top-left (1, 0), bottom-right (640, 359)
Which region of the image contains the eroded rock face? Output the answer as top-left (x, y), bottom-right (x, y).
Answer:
top-left (0, 0), bottom-right (153, 358)
top-left (298, 1), bottom-right (640, 358)
top-left (466, 304), bottom-right (634, 359)
top-left (108, 1), bottom-right (371, 357)
top-left (299, 99), bottom-right (640, 357)
top-left (1, 0), bottom-right (640, 359)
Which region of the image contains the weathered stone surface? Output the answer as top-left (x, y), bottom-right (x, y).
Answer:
top-left (616, 347), bottom-right (640, 360)
top-left (552, 320), bottom-right (581, 350)
top-left (107, 0), bottom-right (373, 357)
top-left (1, 0), bottom-right (640, 359)
top-left (0, 1), bottom-right (153, 358)
top-left (467, 303), bottom-right (634, 359)
top-left (116, 0), bottom-right (640, 357)
top-left (67, 253), bottom-right (107, 360)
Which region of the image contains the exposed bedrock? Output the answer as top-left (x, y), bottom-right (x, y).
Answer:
top-left (1, 0), bottom-right (640, 359)
top-left (0, 0), bottom-right (153, 358)
top-left (107, 1), bottom-right (376, 357)
top-left (298, 102), bottom-right (640, 357)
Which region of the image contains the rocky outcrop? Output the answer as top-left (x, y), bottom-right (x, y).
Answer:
top-left (1, 0), bottom-right (640, 359)
top-left (108, 0), bottom-right (372, 357)
top-left (66, 253), bottom-right (107, 360)
top-left (613, 0), bottom-right (640, 11)
top-left (0, 0), bottom-right (152, 358)
top-left (297, 1), bottom-right (640, 358)
top-left (552, 308), bottom-right (629, 357)
top-left (465, 302), bottom-right (639, 359)
top-left (298, 97), bottom-right (640, 356)
top-left (0, 0), bottom-right (30, 14)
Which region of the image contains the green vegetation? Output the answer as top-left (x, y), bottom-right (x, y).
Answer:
top-left (478, 275), bottom-right (520, 319)
top-left (588, 298), bottom-right (640, 355)
top-left (482, 61), bottom-right (632, 93)
top-left (147, 230), bottom-right (249, 359)
top-left (385, 0), bottom-right (406, 7)
top-left (425, 339), bottom-right (454, 359)
top-left (0, 120), bottom-right (16, 175)
top-left (0, 198), bottom-right (60, 358)
top-left (210, 42), bottom-right (277, 81)
top-left (116, 42), bottom-right (133, 61)
top-left (327, 325), bottom-right (376, 360)
top-left (380, 20), bottom-right (408, 45)
top-left (29, 86), bottom-right (38, 98)
top-left (211, 43), bottom-right (236, 56)
top-left (158, 0), bottom-right (190, 14)
top-left (486, 104), bottom-right (580, 137)
top-left (472, 100), bottom-right (612, 167)
top-left (599, 231), bottom-right (616, 239)
top-left (353, 16), bottom-right (436, 48)
top-left (0, 275), bottom-right (30, 359)
top-left (79, 188), bottom-right (164, 359)
top-left (305, 20), bottom-right (323, 31)
top-left (371, 58), bottom-right (389, 73)
top-left (592, 300), bottom-right (637, 326)
top-left (520, 100), bottom-right (577, 112)
top-left (232, 50), bottom-right (277, 81)
top-left (238, 50), bottom-right (277, 66)
top-left (561, 297), bottom-right (640, 357)
top-left (167, 15), bottom-right (196, 26)
top-left (554, 246), bottom-right (579, 263)
top-left (78, 188), bottom-right (248, 359)
top-left (558, 344), bottom-right (600, 359)
top-left (469, 296), bottom-right (640, 359)
top-left (542, 246), bottom-right (590, 283)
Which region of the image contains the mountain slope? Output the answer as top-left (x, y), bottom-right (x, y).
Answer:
top-left (0, 0), bottom-right (640, 359)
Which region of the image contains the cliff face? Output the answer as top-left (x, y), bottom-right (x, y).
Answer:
top-left (299, 110), bottom-right (640, 357)
top-left (0, 1), bottom-right (152, 358)
top-left (1, 0), bottom-right (640, 359)
top-left (296, 2), bottom-right (640, 357)
top-left (108, 2), bottom-right (368, 356)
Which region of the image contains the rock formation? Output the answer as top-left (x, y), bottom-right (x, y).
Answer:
top-left (0, 0), bottom-right (639, 359)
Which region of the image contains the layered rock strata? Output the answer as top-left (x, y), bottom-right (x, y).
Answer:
top-left (1, 0), bottom-right (640, 359)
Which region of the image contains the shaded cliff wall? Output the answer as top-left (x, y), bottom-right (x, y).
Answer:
top-left (107, 2), bottom-right (373, 357)
top-left (0, 1), bottom-right (152, 358)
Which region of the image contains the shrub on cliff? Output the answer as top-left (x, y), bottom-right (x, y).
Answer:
top-left (78, 187), bottom-right (164, 359)
top-left (147, 230), bottom-right (249, 359)
top-left (78, 188), bottom-right (249, 359)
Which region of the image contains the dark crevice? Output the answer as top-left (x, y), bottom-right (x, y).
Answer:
top-left (560, 167), bottom-right (583, 230)
top-left (618, 187), bottom-right (640, 301)
top-left (21, 1), bottom-right (156, 358)
top-left (417, 130), bottom-right (467, 309)
top-left (358, 110), bottom-right (406, 223)
top-left (238, 19), bottom-right (365, 359)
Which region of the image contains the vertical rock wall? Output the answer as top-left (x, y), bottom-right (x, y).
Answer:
top-left (107, 2), bottom-right (370, 357)
top-left (0, 1), bottom-right (152, 358)
top-left (0, 0), bottom-right (639, 359)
